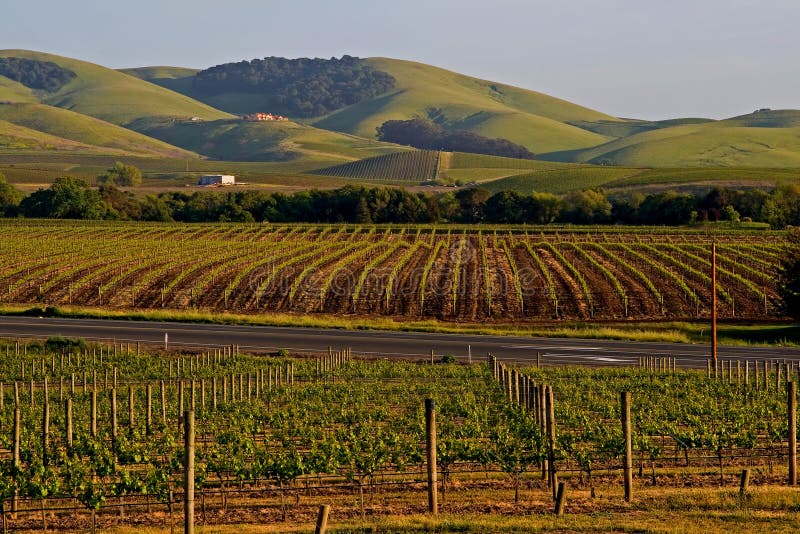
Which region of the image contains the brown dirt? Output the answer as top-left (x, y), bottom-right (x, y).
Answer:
top-left (422, 238), bottom-right (454, 319)
top-left (0, 229), bottom-right (785, 324)
top-left (510, 245), bottom-right (551, 319)
top-left (536, 246), bottom-right (589, 320)
top-left (583, 246), bottom-right (663, 319)
top-left (486, 237), bottom-right (522, 319)
top-left (353, 241), bottom-right (413, 315)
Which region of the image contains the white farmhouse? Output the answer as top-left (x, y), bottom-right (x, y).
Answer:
top-left (198, 174), bottom-right (236, 186)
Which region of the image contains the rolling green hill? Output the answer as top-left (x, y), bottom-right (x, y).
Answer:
top-left (315, 58), bottom-right (617, 154)
top-left (138, 118), bottom-right (405, 163)
top-left (0, 50), bottom-right (233, 127)
top-left (543, 110), bottom-right (800, 167)
top-left (481, 166), bottom-right (800, 195)
top-left (130, 56), bottom-right (620, 154)
top-left (0, 103), bottom-right (198, 158)
top-left (3, 49), bottom-right (800, 174)
top-left (120, 66), bottom-right (200, 96)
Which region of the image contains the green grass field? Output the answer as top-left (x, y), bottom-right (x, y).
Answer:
top-left (311, 58), bottom-right (616, 154)
top-left (544, 110), bottom-right (800, 167)
top-left (137, 118), bottom-right (402, 163)
top-left (0, 102), bottom-right (198, 158)
top-left (0, 49), bottom-right (233, 126)
top-left (132, 56), bottom-right (620, 154)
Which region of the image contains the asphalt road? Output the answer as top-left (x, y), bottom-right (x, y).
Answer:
top-left (1, 316), bottom-right (799, 369)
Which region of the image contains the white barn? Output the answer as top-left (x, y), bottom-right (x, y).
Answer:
top-left (198, 174), bottom-right (235, 186)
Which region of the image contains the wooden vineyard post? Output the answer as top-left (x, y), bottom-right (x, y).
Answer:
top-left (740, 469), bottom-right (750, 495)
top-left (146, 384), bottom-right (153, 436)
top-left (65, 398), bottom-right (73, 451)
top-left (184, 410), bottom-right (195, 534)
top-left (111, 388), bottom-right (118, 445)
top-left (161, 380), bottom-right (167, 425)
top-left (42, 395), bottom-right (50, 466)
top-left (546, 385), bottom-right (556, 496)
top-left (315, 504), bottom-right (330, 534)
top-left (554, 481), bottom-right (567, 516)
top-left (11, 408), bottom-right (20, 517)
top-left (129, 385), bottom-right (135, 433)
top-left (539, 385), bottom-right (548, 480)
top-left (790, 381), bottom-right (797, 486)
top-left (212, 378), bottom-right (218, 411)
top-left (425, 398), bottom-right (438, 515)
top-left (621, 391), bottom-right (633, 502)
top-left (90, 389), bottom-right (97, 437)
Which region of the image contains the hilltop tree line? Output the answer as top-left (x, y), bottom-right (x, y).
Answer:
top-left (376, 118), bottom-right (536, 159)
top-left (192, 56), bottom-right (395, 118)
top-left (2, 172), bottom-right (799, 229)
top-left (0, 57), bottom-right (76, 92)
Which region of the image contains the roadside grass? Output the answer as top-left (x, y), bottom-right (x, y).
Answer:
top-left (106, 482), bottom-right (800, 533)
top-left (1, 304), bottom-right (796, 347)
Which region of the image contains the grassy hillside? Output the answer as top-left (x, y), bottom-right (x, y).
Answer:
top-left (0, 103), bottom-right (198, 158)
top-left (0, 50), bottom-right (233, 127)
top-left (545, 110), bottom-right (800, 167)
top-left (313, 58), bottom-right (615, 153)
top-left (567, 117), bottom-right (715, 138)
top-left (482, 166), bottom-right (799, 195)
top-left (0, 77), bottom-right (37, 103)
top-left (120, 66), bottom-right (200, 96)
top-left (133, 57), bottom-right (618, 154)
top-left (0, 119), bottom-right (107, 153)
top-left (138, 118), bottom-right (405, 163)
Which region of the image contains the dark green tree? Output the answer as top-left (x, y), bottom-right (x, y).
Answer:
top-left (97, 162), bottom-right (143, 187)
top-left (0, 171), bottom-right (23, 216)
top-left (20, 177), bottom-right (108, 219)
top-left (561, 189), bottom-right (612, 224)
top-left (455, 187), bottom-right (491, 223)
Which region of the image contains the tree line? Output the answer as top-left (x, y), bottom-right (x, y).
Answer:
top-left (0, 57), bottom-right (76, 92)
top-left (192, 55), bottom-right (395, 118)
top-left (1, 172), bottom-right (799, 229)
top-left (376, 118), bottom-right (536, 159)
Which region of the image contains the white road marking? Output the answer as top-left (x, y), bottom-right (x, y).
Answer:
top-left (586, 356), bottom-right (635, 363)
top-left (505, 344), bottom-right (605, 351)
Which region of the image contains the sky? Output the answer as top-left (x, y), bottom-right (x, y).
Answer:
top-left (3, 0), bottom-right (799, 120)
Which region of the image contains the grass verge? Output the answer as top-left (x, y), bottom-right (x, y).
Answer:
top-left (0, 304), bottom-right (796, 346)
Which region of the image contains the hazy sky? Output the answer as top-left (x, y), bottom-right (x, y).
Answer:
top-left (3, 0), bottom-right (799, 120)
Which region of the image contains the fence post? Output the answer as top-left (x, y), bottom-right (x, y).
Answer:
top-left (65, 398), bottom-right (73, 451)
top-left (546, 385), bottom-right (556, 495)
top-left (91, 390), bottom-right (97, 437)
top-left (315, 504), bottom-right (330, 534)
top-left (12, 408), bottom-right (20, 517)
top-left (146, 384), bottom-right (153, 436)
top-left (425, 398), bottom-right (438, 515)
top-left (554, 481), bottom-right (567, 516)
top-left (621, 391), bottom-right (633, 502)
top-left (790, 381), bottom-right (797, 485)
top-left (184, 410), bottom-right (195, 534)
top-left (740, 469), bottom-right (750, 495)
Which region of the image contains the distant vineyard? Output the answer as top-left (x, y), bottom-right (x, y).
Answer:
top-left (0, 221), bottom-right (787, 322)
top-left (310, 150), bottom-right (440, 182)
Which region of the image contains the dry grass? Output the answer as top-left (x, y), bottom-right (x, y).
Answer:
top-left (29, 480), bottom-right (800, 533)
